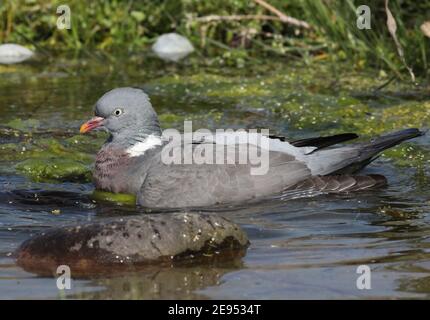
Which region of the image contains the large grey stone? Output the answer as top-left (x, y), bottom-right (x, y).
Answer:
top-left (16, 212), bottom-right (249, 277)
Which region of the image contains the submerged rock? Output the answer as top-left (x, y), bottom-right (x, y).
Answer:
top-left (0, 44), bottom-right (34, 64)
top-left (16, 213), bottom-right (249, 277)
top-left (152, 33), bottom-right (194, 62)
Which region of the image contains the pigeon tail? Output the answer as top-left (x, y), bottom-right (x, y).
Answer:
top-left (330, 128), bottom-right (425, 174)
top-left (360, 128), bottom-right (424, 157)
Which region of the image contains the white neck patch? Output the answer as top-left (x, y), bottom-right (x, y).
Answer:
top-left (126, 135), bottom-right (163, 157)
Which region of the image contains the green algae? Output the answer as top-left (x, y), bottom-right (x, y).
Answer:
top-left (5, 119), bottom-right (41, 131)
top-left (158, 113), bottom-right (184, 125)
top-left (15, 158), bottom-right (91, 182)
top-left (0, 133), bottom-right (101, 182)
top-left (0, 139), bottom-right (92, 163)
top-left (91, 190), bottom-right (136, 206)
top-left (382, 144), bottom-right (430, 168)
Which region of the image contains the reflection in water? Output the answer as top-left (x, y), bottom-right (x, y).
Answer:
top-left (398, 275), bottom-right (430, 299)
top-left (69, 263), bottom-right (244, 300)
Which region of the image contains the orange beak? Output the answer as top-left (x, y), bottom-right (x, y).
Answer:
top-left (80, 117), bottom-right (105, 133)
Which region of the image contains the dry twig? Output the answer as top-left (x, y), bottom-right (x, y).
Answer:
top-left (191, 0), bottom-right (311, 29)
top-left (253, 0), bottom-right (311, 29)
top-left (194, 14), bottom-right (284, 23)
top-left (384, 0), bottom-right (415, 82)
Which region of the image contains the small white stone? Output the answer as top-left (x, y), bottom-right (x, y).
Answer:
top-left (152, 33), bottom-right (194, 62)
top-left (0, 44), bottom-right (34, 64)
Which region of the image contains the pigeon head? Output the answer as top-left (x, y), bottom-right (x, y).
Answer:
top-left (80, 87), bottom-right (161, 141)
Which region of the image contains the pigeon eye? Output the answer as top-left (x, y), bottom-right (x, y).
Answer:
top-left (113, 108), bottom-right (123, 116)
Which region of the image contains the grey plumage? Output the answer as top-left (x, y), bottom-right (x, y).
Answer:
top-left (288, 174), bottom-right (387, 193)
top-left (81, 87), bottom-right (425, 209)
top-left (137, 147), bottom-right (309, 208)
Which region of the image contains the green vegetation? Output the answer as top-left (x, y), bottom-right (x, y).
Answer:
top-left (91, 190), bottom-right (136, 206)
top-left (1, 0), bottom-right (430, 79)
top-left (15, 157), bottom-right (90, 182)
top-left (0, 124), bottom-right (102, 181)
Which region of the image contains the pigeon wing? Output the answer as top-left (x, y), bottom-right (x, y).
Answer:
top-left (138, 143), bottom-right (310, 208)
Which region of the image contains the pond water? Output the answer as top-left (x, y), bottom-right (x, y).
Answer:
top-left (1, 53), bottom-right (430, 299)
